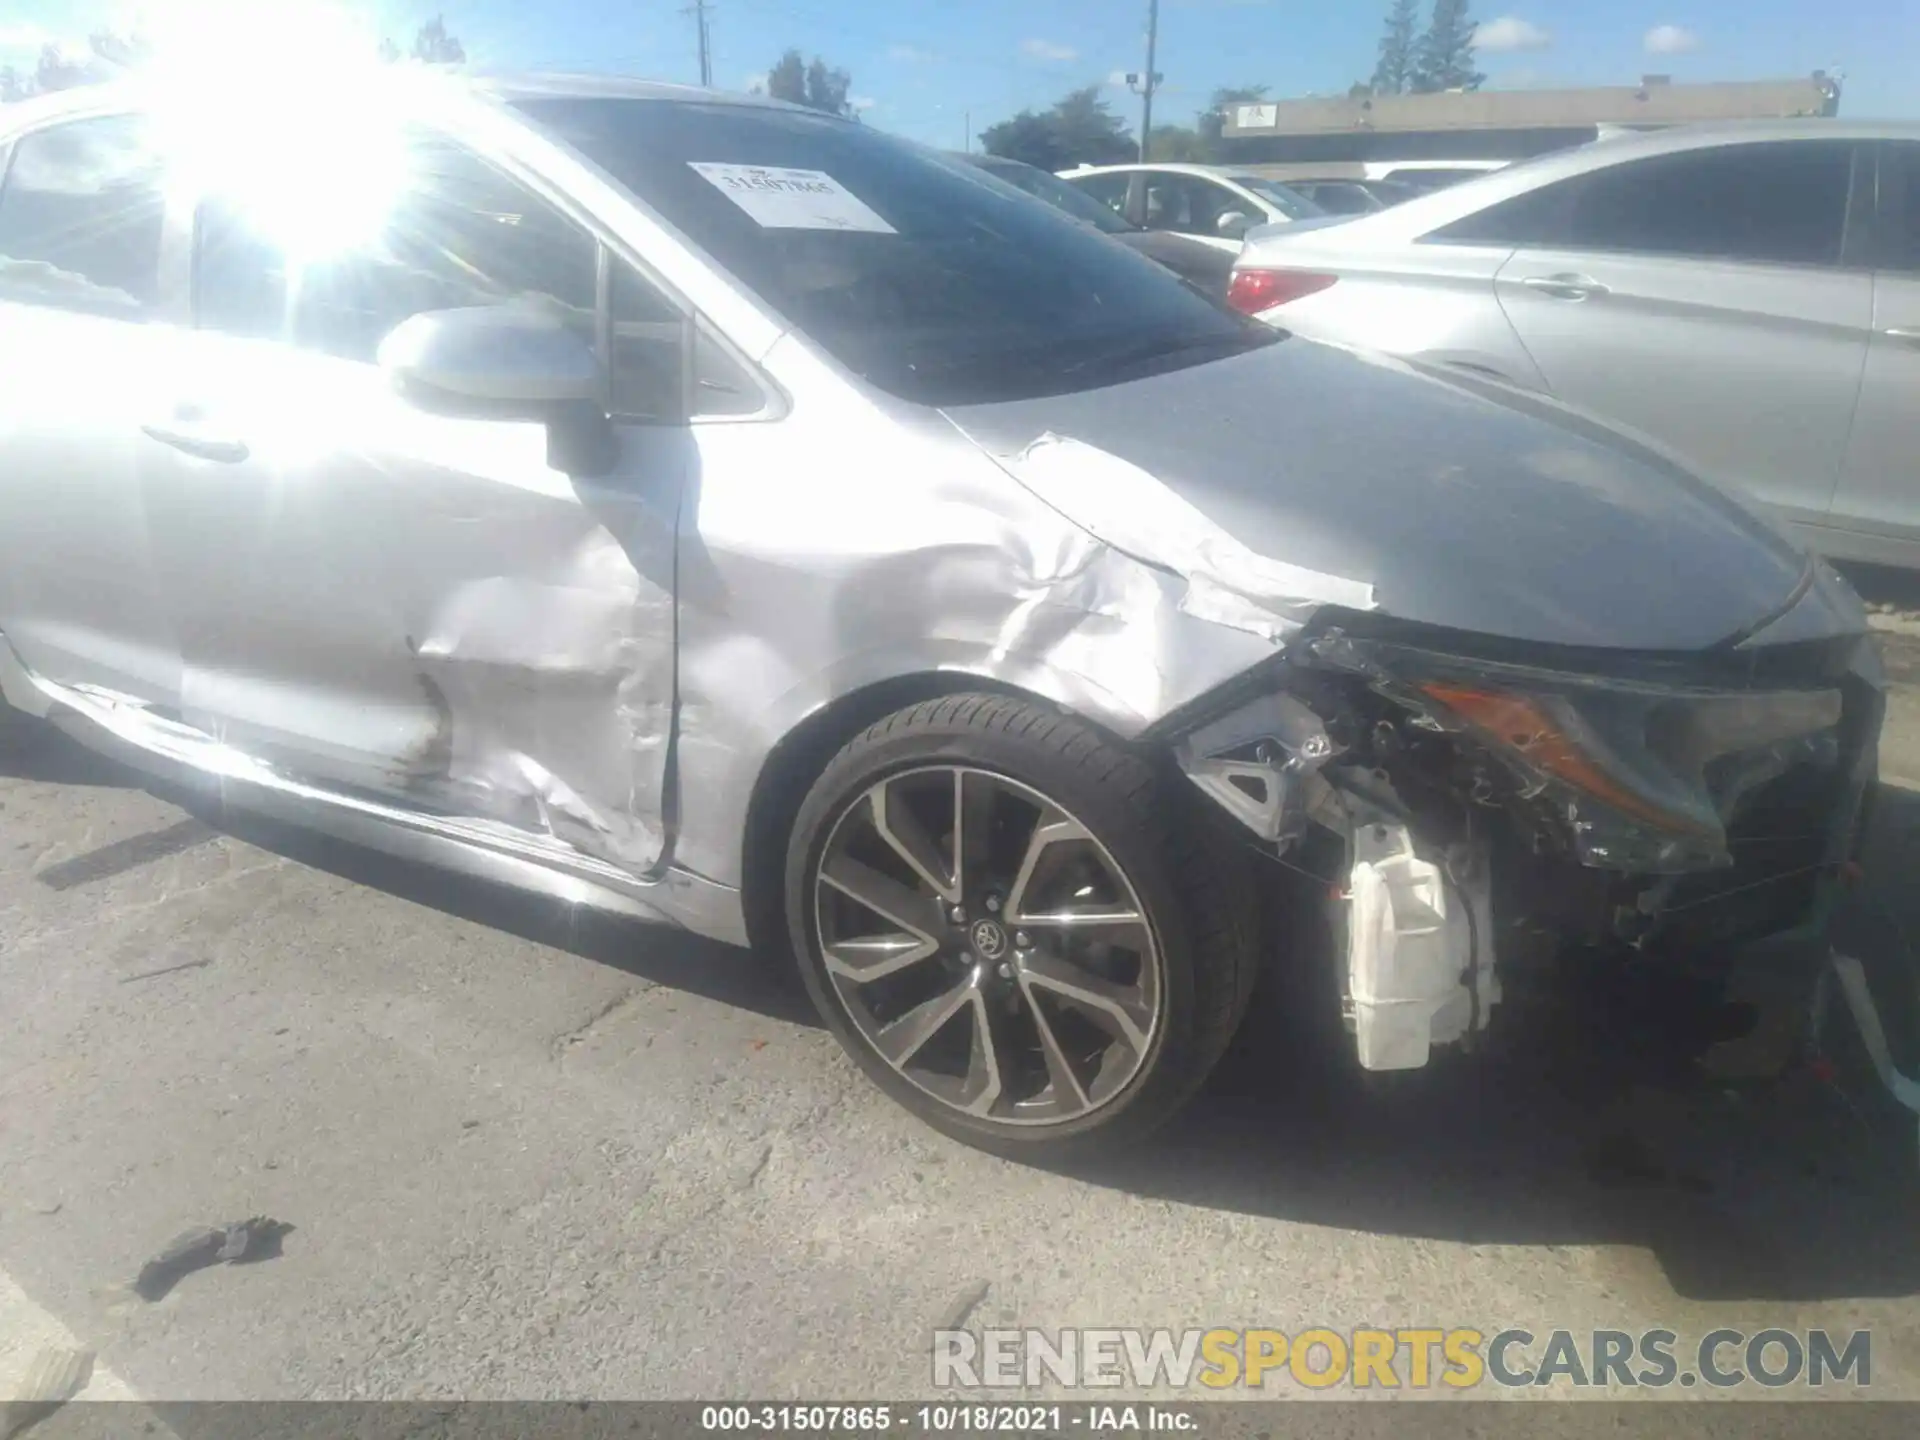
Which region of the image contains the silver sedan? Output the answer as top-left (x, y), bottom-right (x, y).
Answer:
top-left (0, 74), bottom-right (1883, 1156)
top-left (1228, 121), bottom-right (1920, 571)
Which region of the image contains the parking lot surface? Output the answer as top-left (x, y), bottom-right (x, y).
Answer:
top-left (3, 605), bottom-right (1919, 1405)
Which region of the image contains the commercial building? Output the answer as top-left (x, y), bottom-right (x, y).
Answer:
top-left (1220, 72), bottom-right (1843, 175)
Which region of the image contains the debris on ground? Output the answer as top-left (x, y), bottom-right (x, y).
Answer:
top-left (0, 1347), bottom-right (94, 1440)
top-left (118, 958), bottom-right (213, 985)
top-left (132, 1217), bottom-right (293, 1302)
top-left (933, 1278), bottom-right (992, 1341)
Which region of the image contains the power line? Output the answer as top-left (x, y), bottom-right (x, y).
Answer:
top-left (1126, 0), bottom-right (1164, 161)
top-left (685, 0), bottom-right (713, 86)
top-left (1139, 0), bottom-right (1159, 160)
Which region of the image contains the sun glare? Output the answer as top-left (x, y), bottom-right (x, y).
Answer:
top-left (137, 0), bottom-right (415, 262)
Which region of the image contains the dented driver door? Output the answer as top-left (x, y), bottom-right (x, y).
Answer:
top-left (138, 140), bottom-right (681, 875)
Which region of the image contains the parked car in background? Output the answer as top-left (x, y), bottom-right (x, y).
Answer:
top-left (1059, 162), bottom-right (1325, 250)
top-left (955, 152), bottom-right (1234, 300)
top-left (1360, 160), bottom-right (1511, 193)
top-left (1285, 178), bottom-right (1418, 214)
top-left (1229, 121), bottom-right (1920, 570)
top-left (0, 79), bottom-right (1884, 1159)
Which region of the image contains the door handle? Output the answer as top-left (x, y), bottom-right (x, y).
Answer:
top-left (1519, 273), bottom-right (1610, 301)
top-left (140, 422), bottom-right (250, 464)
top-left (1885, 327), bottom-right (1920, 346)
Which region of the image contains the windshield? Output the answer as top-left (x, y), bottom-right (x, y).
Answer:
top-left (970, 158), bottom-right (1138, 235)
top-left (517, 98), bottom-right (1274, 406)
top-left (1228, 176), bottom-right (1326, 220)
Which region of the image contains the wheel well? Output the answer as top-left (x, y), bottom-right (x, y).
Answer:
top-left (738, 672), bottom-right (1040, 960)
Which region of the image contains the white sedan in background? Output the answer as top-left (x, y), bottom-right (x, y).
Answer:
top-left (1225, 121), bottom-right (1920, 570)
top-left (1059, 162), bottom-right (1325, 251)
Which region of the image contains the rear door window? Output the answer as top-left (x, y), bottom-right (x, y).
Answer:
top-left (1562, 142), bottom-right (1856, 267)
top-left (1427, 143), bottom-right (1858, 266)
top-left (0, 114), bottom-right (165, 317)
top-left (1425, 182), bottom-right (1576, 247)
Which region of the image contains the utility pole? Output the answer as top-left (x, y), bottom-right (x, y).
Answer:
top-left (1129, 0), bottom-right (1161, 163)
top-left (687, 0), bottom-right (712, 87)
top-left (964, 109), bottom-right (971, 153)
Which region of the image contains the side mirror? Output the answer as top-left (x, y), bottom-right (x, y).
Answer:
top-left (378, 304), bottom-right (620, 478)
top-left (1215, 210), bottom-right (1254, 239)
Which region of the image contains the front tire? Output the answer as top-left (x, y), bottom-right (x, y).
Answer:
top-left (784, 694), bottom-right (1259, 1158)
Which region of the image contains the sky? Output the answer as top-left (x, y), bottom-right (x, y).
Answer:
top-left (2, 0), bottom-right (1915, 148)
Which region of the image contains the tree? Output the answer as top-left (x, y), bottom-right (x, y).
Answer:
top-left (804, 56), bottom-right (852, 116)
top-left (411, 15), bottom-right (466, 64)
top-left (1148, 125), bottom-right (1210, 163)
top-left (31, 43), bottom-right (98, 92)
top-left (1, 30), bottom-right (152, 100)
top-left (381, 15), bottom-right (466, 65)
top-left (1052, 87), bottom-right (1132, 163)
top-left (763, 49), bottom-right (853, 116)
top-left (1196, 84), bottom-right (1267, 155)
top-left (1371, 0), bottom-right (1419, 96)
top-left (978, 109), bottom-right (1067, 171)
top-left (765, 49), bottom-right (805, 103)
top-left (1413, 0), bottom-right (1485, 93)
top-left (983, 87), bottom-right (1135, 172)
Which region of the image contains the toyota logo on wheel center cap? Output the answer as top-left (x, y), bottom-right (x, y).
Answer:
top-left (969, 918), bottom-right (1009, 961)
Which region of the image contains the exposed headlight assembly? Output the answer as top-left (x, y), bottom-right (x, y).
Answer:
top-left (1314, 635), bottom-right (1846, 874)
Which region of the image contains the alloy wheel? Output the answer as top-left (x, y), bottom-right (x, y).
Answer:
top-left (812, 765), bottom-right (1164, 1126)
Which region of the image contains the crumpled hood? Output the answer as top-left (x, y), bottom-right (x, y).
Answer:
top-left (944, 337), bottom-right (1836, 652)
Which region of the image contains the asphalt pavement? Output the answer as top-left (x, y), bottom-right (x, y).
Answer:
top-left (2, 605), bottom-right (1918, 1408)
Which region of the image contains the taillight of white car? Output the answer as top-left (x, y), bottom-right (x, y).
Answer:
top-left (1226, 268), bottom-right (1338, 317)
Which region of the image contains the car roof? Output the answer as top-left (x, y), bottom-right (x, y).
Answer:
top-left (1062, 162), bottom-right (1248, 179)
top-left (0, 69), bottom-right (816, 137)
top-left (1513, 117), bottom-right (1920, 170)
top-left (468, 70), bottom-right (805, 111)
top-left (1413, 117), bottom-right (1920, 191)
top-left (1247, 117), bottom-right (1920, 251)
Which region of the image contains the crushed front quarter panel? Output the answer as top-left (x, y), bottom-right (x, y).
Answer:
top-left (667, 336), bottom-right (1365, 890)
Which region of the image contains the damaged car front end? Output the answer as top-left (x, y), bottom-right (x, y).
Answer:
top-left (1163, 606), bottom-right (1881, 1073)
top-left (937, 321), bottom-right (1885, 1104)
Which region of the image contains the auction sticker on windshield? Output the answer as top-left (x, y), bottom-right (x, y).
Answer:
top-left (689, 163), bottom-right (897, 232)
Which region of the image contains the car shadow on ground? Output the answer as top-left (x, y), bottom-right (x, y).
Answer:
top-left (1076, 778), bottom-right (1920, 1305)
top-left (0, 721), bottom-right (819, 1030)
top-left (8, 724), bottom-right (1917, 1304)
top-left (0, 715), bottom-right (140, 787)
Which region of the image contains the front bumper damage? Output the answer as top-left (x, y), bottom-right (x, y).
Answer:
top-left (1167, 618), bottom-right (1885, 1073)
